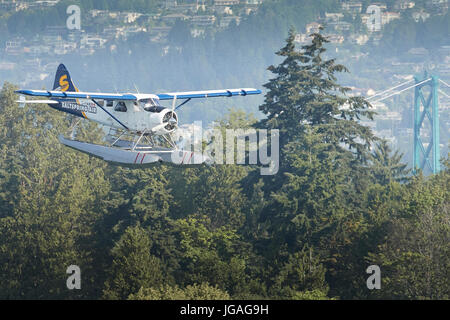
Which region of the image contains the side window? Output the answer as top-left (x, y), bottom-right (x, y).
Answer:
top-left (96, 99), bottom-right (105, 107)
top-left (114, 101), bottom-right (127, 112)
top-left (141, 99), bottom-right (165, 112)
top-left (106, 100), bottom-right (113, 107)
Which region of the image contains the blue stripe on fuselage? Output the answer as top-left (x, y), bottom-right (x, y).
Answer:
top-left (48, 98), bottom-right (95, 118)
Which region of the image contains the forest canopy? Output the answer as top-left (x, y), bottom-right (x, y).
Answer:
top-left (0, 29), bottom-right (448, 300)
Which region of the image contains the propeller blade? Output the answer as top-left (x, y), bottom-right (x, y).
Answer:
top-left (169, 96), bottom-right (178, 128)
top-left (151, 123), bottom-right (167, 133)
top-left (171, 95), bottom-right (177, 111)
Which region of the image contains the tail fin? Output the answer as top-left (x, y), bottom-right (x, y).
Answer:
top-left (53, 64), bottom-right (78, 92)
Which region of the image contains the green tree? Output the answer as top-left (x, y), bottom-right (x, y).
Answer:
top-left (271, 247), bottom-right (329, 299)
top-left (367, 170), bottom-right (450, 299)
top-left (103, 225), bottom-right (164, 299)
top-left (254, 28), bottom-right (378, 299)
top-left (369, 139), bottom-right (410, 185)
top-left (129, 283), bottom-right (230, 300)
top-left (258, 27), bottom-right (375, 156)
top-left (173, 216), bottom-right (250, 297)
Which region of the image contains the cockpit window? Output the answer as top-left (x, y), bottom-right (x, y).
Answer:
top-left (114, 101), bottom-right (127, 112)
top-left (140, 98), bottom-right (164, 112)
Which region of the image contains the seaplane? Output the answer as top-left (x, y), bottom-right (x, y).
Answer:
top-left (15, 64), bottom-right (261, 166)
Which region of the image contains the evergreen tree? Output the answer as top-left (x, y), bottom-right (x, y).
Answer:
top-left (103, 225), bottom-right (164, 299)
top-left (369, 139), bottom-right (410, 185)
top-left (254, 28), bottom-right (379, 298)
top-left (259, 27), bottom-right (376, 157)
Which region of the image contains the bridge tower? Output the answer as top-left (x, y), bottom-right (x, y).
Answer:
top-left (413, 73), bottom-right (440, 174)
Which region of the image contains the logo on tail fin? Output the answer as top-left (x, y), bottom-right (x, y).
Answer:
top-left (53, 64), bottom-right (77, 92)
top-left (59, 74), bottom-right (70, 92)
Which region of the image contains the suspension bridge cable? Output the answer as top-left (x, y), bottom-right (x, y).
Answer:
top-left (370, 78), bottom-right (432, 104)
top-left (439, 89), bottom-right (450, 99)
top-left (366, 79), bottom-right (414, 100)
top-left (439, 79), bottom-right (450, 88)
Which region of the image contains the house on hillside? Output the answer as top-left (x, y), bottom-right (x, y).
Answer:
top-left (341, 1), bottom-right (362, 14)
top-left (214, 0), bottom-right (240, 5)
top-left (324, 12), bottom-right (344, 22)
top-left (0, 0), bottom-right (28, 11)
top-left (328, 21), bottom-right (352, 32)
top-left (394, 0), bottom-right (415, 10)
top-left (161, 13), bottom-right (190, 23)
top-left (220, 16), bottom-right (240, 28)
top-left (412, 10), bottom-right (431, 22)
top-left (382, 11), bottom-right (401, 25)
top-left (191, 15), bottom-right (216, 27)
top-left (305, 22), bottom-right (322, 34)
top-left (120, 12), bottom-right (143, 24)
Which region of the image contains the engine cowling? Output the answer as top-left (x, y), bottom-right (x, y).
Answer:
top-left (150, 109), bottom-right (178, 134)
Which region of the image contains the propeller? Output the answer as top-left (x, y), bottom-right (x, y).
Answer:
top-left (162, 109), bottom-right (178, 131)
top-left (151, 95), bottom-right (179, 134)
top-left (165, 95), bottom-right (178, 131)
top-left (151, 114), bottom-right (177, 133)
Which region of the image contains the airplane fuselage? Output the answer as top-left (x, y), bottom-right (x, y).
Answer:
top-left (50, 95), bottom-right (177, 134)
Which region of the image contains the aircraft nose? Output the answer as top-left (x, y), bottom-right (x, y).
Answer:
top-left (162, 110), bottom-right (178, 131)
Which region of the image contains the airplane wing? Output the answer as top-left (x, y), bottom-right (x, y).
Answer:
top-left (15, 89), bottom-right (137, 101)
top-left (16, 88), bottom-right (262, 101)
top-left (156, 88), bottom-right (262, 100)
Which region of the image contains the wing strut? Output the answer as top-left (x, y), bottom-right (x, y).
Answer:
top-left (91, 99), bottom-right (129, 130)
top-left (175, 98), bottom-right (192, 111)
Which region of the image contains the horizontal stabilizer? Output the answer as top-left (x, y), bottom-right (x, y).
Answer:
top-left (16, 99), bottom-right (59, 104)
top-left (16, 94), bottom-right (59, 108)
